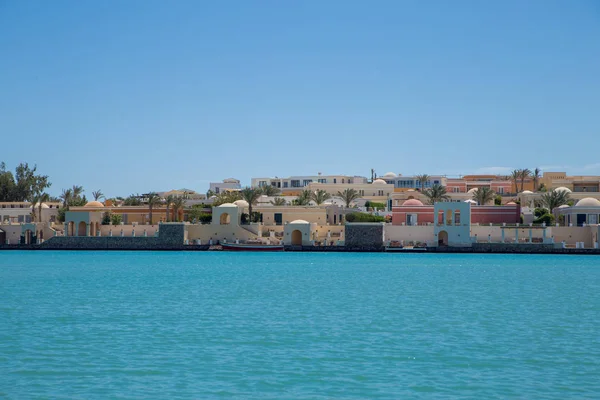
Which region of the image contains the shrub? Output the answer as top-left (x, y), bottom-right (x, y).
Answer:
top-left (534, 207), bottom-right (549, 218)
top-left (199, 213), bottom-right (212, 224)
top-left (111, 214), bottom-right (122, 225)
top-left (534, 213), bottom-right (555, 225)
top-left (344, 212), bottom-right (385, 223)
top-left (494, 195), bottom-right (502, 206)
top-left (365, 201), bottom-right (386, 210)
top-left (102, 212), bottom-right (111, 225)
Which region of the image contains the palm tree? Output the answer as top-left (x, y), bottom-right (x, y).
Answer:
top-left (519, 168), bottom-right (531, 192)
top-left (472, 187), bottom-right (495, 205)
top-left (337, 188), bottom-right (360, 208)
top-left (415, 174), bottom-right (430, 191)
top-left (422, 184), bottom-right (450, 205)
top-left (510, 169), bottom-right (520, 193)
top-left (206, 189), bottom-right (216, 198)
top-left (60, 188), bottom-right (73, 206)
top-left (92, 190), bottom-right (104, 201)
top-left (38, 192), bottom-right (50, 223)
top-left (72, 185), bottom-right (84, 200)
top-left (240, 187), bottom-right (262, 221)
top-left (212, 191), bottom-right (242, 206)
top-left (164, 194), bottom-right (176, 222)
top-left (270, 197), bottom-right (287, 206)
top-left (171, 196), bottom-right (186, 222)
top-left (311, 189), bottom-right (331, 205)
top-left (540, 189), bottom-right (570, 212)
top-left (260, 185), bottom-right (280, 196)
top-left (532, 168), bottom-right (541, 192)
top-left (146, 192), bottom-right (161, 225)
top-left (293, 190), bottom-right (312, 206)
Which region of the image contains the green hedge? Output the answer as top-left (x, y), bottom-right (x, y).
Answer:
top-left (345, 212), bottom-right (385, 223)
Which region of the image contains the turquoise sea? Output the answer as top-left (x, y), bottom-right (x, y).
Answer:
top-left (1, 251), bottom-right (599, 399)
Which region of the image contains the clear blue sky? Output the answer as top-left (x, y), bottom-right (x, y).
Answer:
top-left (1, 0), bottom-right (599, 197)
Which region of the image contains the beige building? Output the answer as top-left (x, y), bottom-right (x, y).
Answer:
top-left (540, 172), bottom-right (600, 193)
top-left (252, 173), bottom-right (369, 196)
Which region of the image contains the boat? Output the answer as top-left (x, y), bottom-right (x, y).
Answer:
top-left (221, 242), bottom-right (284, 251)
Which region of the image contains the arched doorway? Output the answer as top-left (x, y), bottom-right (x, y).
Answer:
top-left (438, 230), bottom-right (448, 246)
top-left (78, 221), bottom-right (87, 236)
top-left (291, 230), bottom-right (302, 245)
top-left (220, 213), bottom-right (231, 225)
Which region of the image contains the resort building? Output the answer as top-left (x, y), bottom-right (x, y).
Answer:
top-left (158, 189), bottom-right (206, 201)
top-left (67, 201), bottom-right (168, 227)
top-left (305, 179), bottom-right (394, 203)
top-left (0, 201), bottom-right (61, 224)
top-left (379, 173), bottom-right (447, 191)
top-left (251, 174), bottom-right (369, 196)
top-left (554, 198), bottom-right (600, 226)
top-left (209, 178), bottom-right (241, 194)
top-left (539, 172), bottom-right (600, 193)
top-left (391, 199), bottom-right (520, 226)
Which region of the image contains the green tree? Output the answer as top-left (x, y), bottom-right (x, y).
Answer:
top-left (206, 189), bottom-right (216, 198)
top-left (415, 174), bottom-right (430, 191)
top-left (240, 187), bottom-right (262, 221)
top-left (494, 194), bottom-right (502, 205)
top-left (146, 192), bottom-right (161, 224)
top-left (540, 189), bottom-right (570, 211)
top-left (510, 169), bottom-right (520, 193)
top-left (472, 187), bottom-right (495, 205)
top-left (260, 185), bottom-right (280, 196)
top-left (422, 184), bottom-right (450, 205)
top-left (164, 194), bottom-right (176, 222)
top-left (519, 168), bottom-right (531, 192)
top-left (212, 191), bottom-right (242, 206)
top-left (171, 196), bottom-right (186, 222)
top-left (532, 168), bottom-right (541, 192)
top-left (311, 189), bottom-right (331, 205)
top-left (102, 212), bottom-right (112, 225)
top-left (37, 192), bottom-right (50, 223)
top-left (270, 197), bottom-right (287, 206)
top-left (293, 190), bottom-right (312, 206)
top-left (111, 214), bottom-right (123, 225)
top-left (345, 212), bottom-right (385, 223)
top-left (92, 190), bottom-right (104, 201)
top-left (123, 194), bottom-right (142, 206)
top-left (336, 188), bottom-right (360, 208)
top-left (0, 162), bottom-right (16, 201)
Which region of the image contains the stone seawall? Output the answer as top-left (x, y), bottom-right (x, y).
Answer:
top-left (344, 223), bottom-right (384, 251)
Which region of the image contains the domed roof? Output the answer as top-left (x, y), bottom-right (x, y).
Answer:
top-left (32, 202), bottom-right (50, 209)
top-left (575, 198), bottom-right (600, 207)
top-left (290, 219), bottom-right (309, 224)
top-left (402, 199), bottom-right (424, 206)
top-left (383, 172), bottom-right (397, 178)
top-left (218, 203), bottom-right (238, 208)
top-left (464, 199), bottom-right (477, 204)
top-left (554, 187), bottom-right (572, 193)
top-left (505, 201), bottom-right (517, 205)
top-left (373, 179), bottom-right (387, 185)
top-left (522, 190), bottom-right (533, 194)
top-left (467, 188), bottom-right (478, 194)
top-left (558, 204), bottom-right (570, 209)
top-left (84, 201), bottom-right (104, 208)
top-left (233, 200), bottom-right (249, 207)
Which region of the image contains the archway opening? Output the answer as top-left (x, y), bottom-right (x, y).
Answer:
top-left (291, 229), bottom-right (302, 245)
top-left (438, 230), bottom-right (449, 246)
top-left (78, 221), bottom-right (87, 236)
top-left (220, 213), bottom-right (231, 225)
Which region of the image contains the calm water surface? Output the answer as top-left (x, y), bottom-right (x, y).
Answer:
top-left (1, 251), bottom-right (599, 399)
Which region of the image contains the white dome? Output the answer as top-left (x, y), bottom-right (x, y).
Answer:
top-left (554, 187), bottom-right (572, 193)
top-left (464, 199), bottom-right (477, 204)
top-left (290, 219), bottom-right (310, 224)
top-left (233, 200), bottom-right (249, 207)
top-left (522, 190), bottom-right (533, 194)
top-left (467, 188), bottom-right (478, 194)
top-left (383, 172), bottom-right (397, 178)
top-left (558, 204), bottom-right (570, 209)
top-left (575, 198), bottom-right (600, 207)
top-left (218, 203), bottom-right (238, 208)
top-left (373, 179), bottom-right (387, 185)
top-left (32, 202), bottom-right (50, 209)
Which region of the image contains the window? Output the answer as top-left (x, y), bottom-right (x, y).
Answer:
top-left (291, 180), bottom-right (301, 187)
top-left (342, 179), bottom-right (345, 183)
top-left (318, 179), bottom-right (327, 183)
top-left (283, 182), bottom-right (288, 188)
top-left (215, 187), bottom-right (220, 194)
top-left (274, 213), bottom-right (283, 225)
top-left (497, 187), bottom-right (504, 194)
top-left (359, 190), bottom-right (364, 196)
top-left (303, 179), bottom-right (312, 186)
top-left (259, 181), bottom-right (267, 187)
top-left (378, 190), bottom-right (384, 196)
top-left (333, 179), bottom-right (337, 183)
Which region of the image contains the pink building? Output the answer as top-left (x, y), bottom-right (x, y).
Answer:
top-left (392, 199), bottom-right (521, 225)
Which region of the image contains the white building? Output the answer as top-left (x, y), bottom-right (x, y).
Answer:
top-left (251, 173), bottom-right (368, 195)
top-left (209, 178), bottom-right (241, 194)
